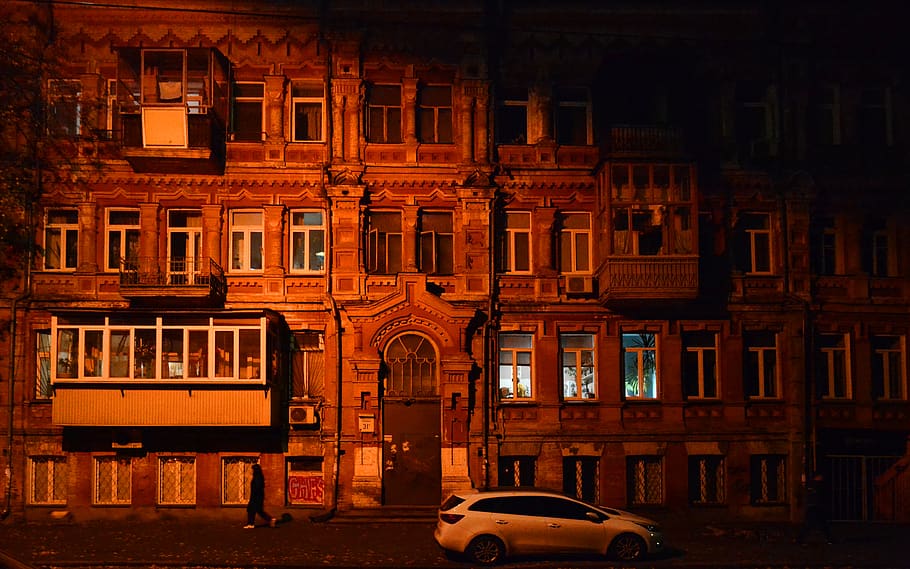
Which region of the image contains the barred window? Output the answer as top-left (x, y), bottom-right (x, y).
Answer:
top-left (689, 455), bottom-right (725, 505)
top-left (94, 456), bottom-right (132, 505)
top-left (750, 455), bottom-right (787, 505)
top-left (563, 456), bottom-right (599, 504)
top-left (30, 456), bottom-right (67, 505)
top-left (385, 333), bottom-right (437, 397)
top-left (223, 457), bottom-right (257, 505)
top-left (498, 456), bottom-right (536, 487)
top-left (627, 455), bottom-right (662, 505)
top-left (158, 456), bottom-right (196, 505)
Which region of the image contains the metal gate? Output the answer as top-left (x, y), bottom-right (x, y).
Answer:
top-left (382, 399), bottom-right (441, 506)
top-left (826, 455), bottom-right (900, 521)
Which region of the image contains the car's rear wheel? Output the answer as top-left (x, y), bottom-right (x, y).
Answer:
top-left (610, 533), bottom-right (646, 562)
top-left (466, 535), bottom-right (505, 565)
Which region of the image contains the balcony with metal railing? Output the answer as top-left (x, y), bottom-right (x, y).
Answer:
top-left (607, 125), bottom-right (684, 158)
top-left (119, 256), bottom-right (226, 302)
top-left (602, 255), bottom-right (699, 301)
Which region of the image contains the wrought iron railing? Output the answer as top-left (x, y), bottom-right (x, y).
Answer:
top-left (119, 256), bottom-right (225, 298)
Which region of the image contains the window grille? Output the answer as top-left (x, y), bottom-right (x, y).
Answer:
top-left (689, 455), bottom-right (725, 505)
top-left (95, 456), bottom-right (132, 505)
top-left (30, 456), bottom-right (67, 504)
top-left (628, 456), bottom-right (662, 505)
top-left (159, 456), bottom-right (196, 505)
top-left (223, 457), bottom-right (257, 505)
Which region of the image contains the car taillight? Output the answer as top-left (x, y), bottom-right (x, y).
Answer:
top-left (439, 513), bottom-right (465, 524)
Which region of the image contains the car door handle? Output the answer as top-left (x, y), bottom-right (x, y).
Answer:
top-left (495, 519), bottom-right (509, 525)
top-left (548, 523), bottom-right (561, 528)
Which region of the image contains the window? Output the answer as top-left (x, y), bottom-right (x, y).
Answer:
top-left (418, 85), bottom-right (453, 143)
top-left (222, 457), bottom-right (257, 505)
top-left (872, 335), bottom-right (906, 400)
top-left (230, 210), bottom-right (263, 272)
top-left (29, 456), bottom-right (67, 504)
top-left (367, 211), bottom-right (402, 274)
top-left (292, 331), bottom-right (324, 399)
top-left (750, 455), bottom-right (787, 505)
top-left (627, 456), bottom-right (662, 505)
top-left (290, 210), bottom-right (325, 273)
top-left (419, 211), bottom-right (454, 275)
top-left (158, 456), bottom-right (196, 505)
top-left (735, 213), bottom-right (772, 274)
top-left (497, 87), bottom-right (528, 144)
top-left (168, 209), bottom-right (203, 285)
top-left (613, 207), bottom-right (662, 255)
top-left (105, 78), bottom-right (118, 139)
top-left (559, 213), bottom-right (592, 274)
top-left (498, 456), bottom-right (536, 487)
top-left (555, 87), bottom-right (591, 145)
top-left (561, 334), bottom-right (595, 399)
top-left (499, 333), bottom-right (533, 399)
top-left (385, 333), bottom-right (437, 397)
top-left (744, 331), bottom-right (778, 399)
top-left (689, 455), bottom-right (725, 505)
top-left (94, 456), bottom-right (131, 505)
top-left (863, 217), bottom-right (891, 277)
top-left (563, 457), bottom-right (599, 504)
top-left (36, 330), bottom-right (52, 399)
top-left (106, 209), bottom-right (141, 271)
top-left (499, 211), bottom-right (531, 273)
top-left (859, 86), bottom-right (892, 148)
top-left (232, 82), bottom-right (264, 141)
top-left (291, 82), bottom-right (324, 142)
top-left (814, 84), bottom-right (841, 146)
top-left (817, 333), bottom-right (851, 399)
top-left (44, 209), bottom-right (79, 270)
top-left (735, 81), bottom-right (776, 161)
top-left (812, 217), bottom-right (838, 276)
top-left (623, 333), bottom-right (658, 399)
top-left (47, 79), bottom-right (82, 138)
top-left (367, 84), bottom-right (402, 143)
top-left (683, 331), bottom-right (718, 399)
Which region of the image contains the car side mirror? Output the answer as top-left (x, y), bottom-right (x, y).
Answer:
top-left (585, 511), bottom-right (603, 523)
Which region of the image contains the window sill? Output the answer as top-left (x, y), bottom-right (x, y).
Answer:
top-left (497, 399), bottom-right (537, 406)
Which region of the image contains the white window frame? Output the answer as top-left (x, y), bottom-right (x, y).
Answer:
top-left (628, 455), bottom-right (663, 506)
top-left (743, 212), bottom-right (773, 274)
top-left (229, 210), bottom-right (264, 272)
top-left (872, 335), bottom-right (906, 401)
top-left (367, 210), bottom-right (403, 274)
top-left (560, 333), bottom-right (596, 400)
top-left (501, 211), bottom-right (532, 274)
top-left (623, 332), bottom-right (659, 400)
top-left (44, 208), bottom-right (79, 271)
top-left (105, 208), bottom-right (141, 272)
top-left (222, 456), bottom-right (258, 505)
top-left (289, 210), bottom-right (326, 273)
top-left (559, 212), bottom-right (592, 274)
top-left (29, 456), bottom-right (67, 505)
top-left (158, 456), bottom-right (196, 506)
top-left (232, 81), bottom-right (265, 141)
top-left (819, 333), bottom-right (852, 399)
top-left (744, 331), bottom-right (779, 399)
top-left (290, 81), bottom-right (325, 142)
top-left (498, 333), bottom-right (533, 400)
top-left (94, 455), bottom-right (132, 505)
top-left (684, 332), bottom-right (719, 400)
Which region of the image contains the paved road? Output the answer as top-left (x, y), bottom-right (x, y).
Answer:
top-left (0, 513), bottom-right (908, 568)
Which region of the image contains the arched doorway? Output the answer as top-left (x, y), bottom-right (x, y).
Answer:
top-left (381, 333), bottom-right (441, 505)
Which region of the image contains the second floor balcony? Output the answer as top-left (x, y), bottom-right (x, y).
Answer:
top-left (602, 255), bottom-right (699, 301)
top-left (119, 256), bottom-right (226, 303)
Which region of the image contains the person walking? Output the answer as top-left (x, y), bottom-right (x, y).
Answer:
top-left (797, 472), bottom-right (832, 544)
top-left (245, 464), bottom-right (277, 528)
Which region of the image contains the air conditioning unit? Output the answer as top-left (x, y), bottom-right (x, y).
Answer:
top-left (288, 404), bottom-right (318, 426)
top-left (563, 276), bottom-right (595, 295)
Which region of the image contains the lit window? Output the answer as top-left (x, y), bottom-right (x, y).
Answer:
top-left (232, 82), bottom-right (264, 141)
top-left (499, 211), bottom-right (531, 273)
top-left (222, 457), bottom-right (257, 505)
top-left (817, 333), bottom-right (851, 399)
top-left (367, 84), bottom-right (402, 143)
top-left (872, 335), bottom-right (906, 400)
top-left (292, 331), bottom-right (325, 399)
top-left (94, 456), bottom-right (132, 505)
top-left (559, 213), bottom-right (592, 274)
top-left (623, 333), bottom-right (658, 399)
top-left (627, 456), bottom-right (662, 505)
top-left (689, 455), bottom-right (725, 505)
top-left (499, 334), bottom-right (533, 399)
top-left (44, 209), bottom-right (79, 270)
top-left (158, 456), bottom-right (196, 505)
top-left (291, 82), bottom-right (324, 142)
top-left (418, 86), bottom-right (453, 143)
top-left (290, 210), bottom-right (325, 273)
top-left (29, 456), bottom-right (67, 505)
top-left (744, 331), bottom-right (778, 399)
top-left (419, 211), bottom-right (454, 275)
top-left (106, 209), bottom-right (140, 272)
top-left (367, 211), bottom-right (402, 274)
top-left (563, 457), bottom-right (599, 504)
top-left (750, 455), bottom-right (787, 505)
top-left (561, 334), bottom-right (595, 400)
top-left (230, 210), bottom-right (264, 272)
top-left (683, 331), bottom-right (719, 399)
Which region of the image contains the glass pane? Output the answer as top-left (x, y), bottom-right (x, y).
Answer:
top-left (188, 330), bottom-right (208, 378)
top-left (134, 329), bottom-right (156, 378)
top-left (161, 329), bottom-right (184, 379)
top-left (83, 330), bottom-right (103, 377)
top-left (215, 330), bottom-right (234, 378)
top-left (110, 330), bottom-right (131, 378)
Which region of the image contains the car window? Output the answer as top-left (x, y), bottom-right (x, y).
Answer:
top-left (440, 495), bottom-right (465, 511)
top-left (469, 496), bottom-right (547, 516)
top-left (538, 496), bottom-right (596, 520)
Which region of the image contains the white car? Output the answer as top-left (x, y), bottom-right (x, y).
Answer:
top-left (434, 488), bottom-right (664, 565)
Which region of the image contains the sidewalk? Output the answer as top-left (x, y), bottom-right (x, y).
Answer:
top-left (0, 512), bottom-right (907, 568)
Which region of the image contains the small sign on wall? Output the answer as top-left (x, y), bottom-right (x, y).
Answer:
top-left (358, 413), bottom-right (375, 433)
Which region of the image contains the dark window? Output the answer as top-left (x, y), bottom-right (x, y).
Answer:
top-left (367, 211), bottom-right (402, 274)
top-left (419, 211), bottom-right (454, 275)
top-left (367, 85), bottom-right (402, 143)
top-left (232, 83), bottom-right (264, 141)
top-left (418, 86), bottom-right (453, 143)
top-left (498, 456), bottom-right (535, 487)
top-left (497, 87), bottom-right (528, 144)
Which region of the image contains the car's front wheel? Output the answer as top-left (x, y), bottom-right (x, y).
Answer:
top-left (609, 533), bottom-right (646, 562)
top-left (466, 534), bottom-right (505, 565)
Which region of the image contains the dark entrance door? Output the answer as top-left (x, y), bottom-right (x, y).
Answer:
top-left (382, 399), bottom-right (441, 505)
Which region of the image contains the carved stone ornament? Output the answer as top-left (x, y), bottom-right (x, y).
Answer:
top-left (462, 168), bottom-right (492, 188)
top-left (330, 167), bottom-right (363, 186)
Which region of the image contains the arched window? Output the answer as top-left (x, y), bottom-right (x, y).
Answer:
top-left (385, 334), bottom-right (437, 397)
